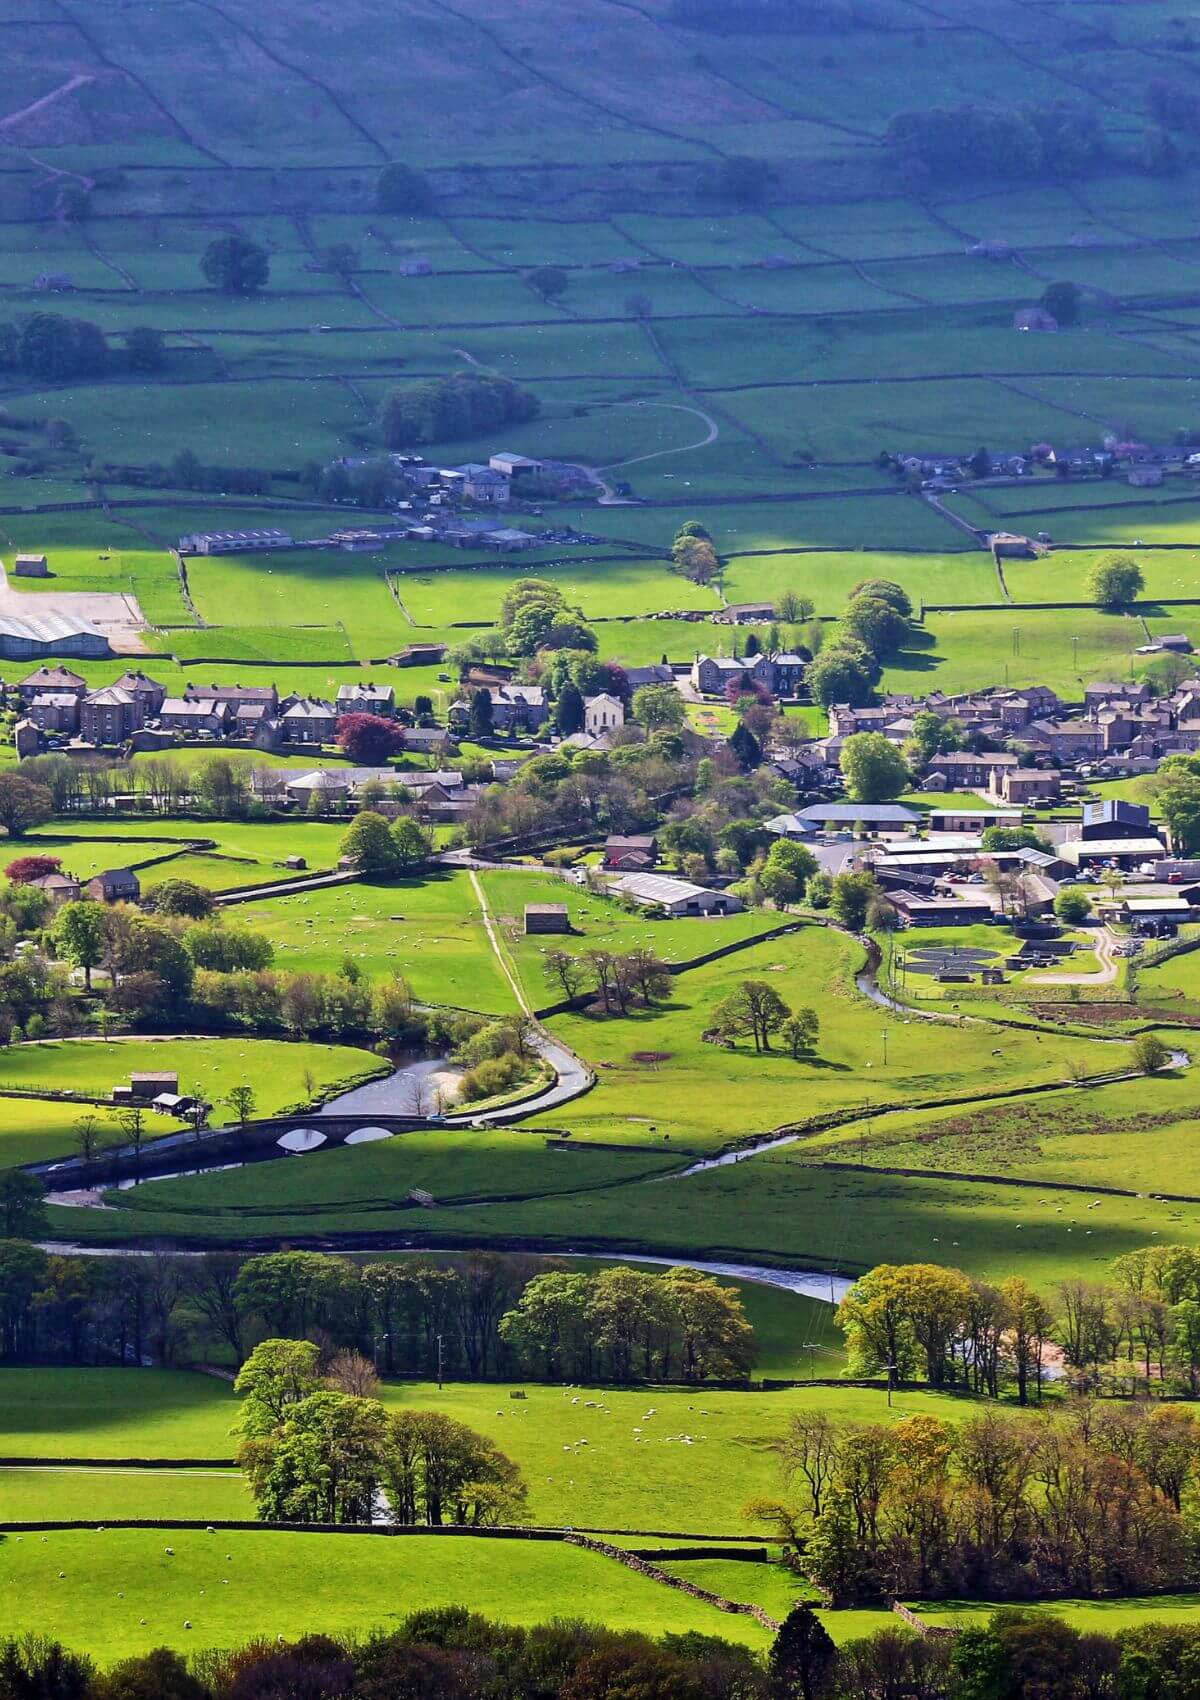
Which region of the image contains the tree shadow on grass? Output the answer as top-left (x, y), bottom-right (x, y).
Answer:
top-left (887, 629), bottom-right (943, 676)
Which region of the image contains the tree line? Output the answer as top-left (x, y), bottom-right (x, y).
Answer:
top-left (0, 1246), bottom-right (755, 1384)
top-left (0, 312), bottom-right (165, 381)
top-left (838, 1248), bottom-right (1200, 1402)
top-left (14, 1599), bottom-right (1200, 1700)
top-left (884, 102), bottom-right (1108, 182)
top-left (755, 1401), bottom-right (1200, 1604)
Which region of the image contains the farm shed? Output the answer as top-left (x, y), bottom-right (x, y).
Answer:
top-left (524, 904), bottom-right (571, 935)
top-left (609, 873), bottom-right (744, 916)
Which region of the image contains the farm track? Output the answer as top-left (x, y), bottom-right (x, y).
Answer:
top-left (0, 73), bottom-right (94, 133)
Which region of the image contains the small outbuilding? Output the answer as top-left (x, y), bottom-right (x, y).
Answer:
top-left (128, 1071), bottom-right (179, 1100)
top-left (524, 903), bottom-right (570, 935)
top-left (12, 554), bottom-right (49, 578)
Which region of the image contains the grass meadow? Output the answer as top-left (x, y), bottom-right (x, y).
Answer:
top-left (0, 1036), bottom-right (380, 1126)
top-left (233, 871), bottom-right (516, 1012)
top-left (0, 1367), bottom-right (973, 1530)
top-left (0, 1529), bottom-right (776, 1659)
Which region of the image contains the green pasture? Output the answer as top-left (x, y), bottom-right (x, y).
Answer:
top-left (478, 870), bottom-right (785, 1005)
top-left (0, 1036), bottom-right (379, 1120)
top-left (162, 625), bottom-right (358, 664)
top-left (796, 1068), bottom-right (1200, 1197)
top-left (1002, 546), bottom-right (1200, 605)
top-left (0, 1466), bottom-right (251, 1522)
top-left (711, 378), bottom-right (1073, 467)
top-left (0, 1096), bottom-right (133, 1171)
top-left (517, 925), bottom-right (1118, 1151)
top-left (0, 1367), bottom-right (971, 1532)
top-left (14, 378), bottom-right (374, 470)
top-left (393, 558), bottom-right (719, 626)
top-left (373, 1141), bottom-right (1200, 1292)
top-left (914, 1596), bottom-right (1200, 1634)
top-left (378, 1379), bottom-right (962, 1534)
top-left (184, 547), bottom-right (403, 659)
top-left (721, 549), bottom-right (998, 615)
top-left (29, 820), bottom-right (349, 880)
top-left (234, 871), bottom-right (515, 1012)
top-left (882, 608), bottom-right (1146, 695)
top-left (1139, 943), bottom-right (1200, 1010)
top-left (657, 1559), bottom-right (813, 1621)
top-left (103, 1128), bottom-right (678, 1226)
top-left (0, 1368), bottom-right (240, 1459)
top-left (0, 1529), bottom-right (772, 1660)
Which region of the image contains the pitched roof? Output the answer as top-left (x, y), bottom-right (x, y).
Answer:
top-left (796, 803), bottom-right (920, 824)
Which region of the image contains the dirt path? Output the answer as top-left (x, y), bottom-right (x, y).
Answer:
top-left (596, 399), bottom-right (719, 474)
top-left (0, 73), bottom-right (93, 131)
top-left (469, 868), bottom-right (531, 1016)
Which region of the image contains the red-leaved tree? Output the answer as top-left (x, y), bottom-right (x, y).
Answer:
top-left (335, 713), bottom-right (406, 766)
top-left (5, 854), bottom-right (62, 884)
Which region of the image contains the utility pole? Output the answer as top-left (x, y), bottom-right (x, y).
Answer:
top-left (436, 1332), bottom-right (444, 1390)
top-left (887, 1361), bottom-right (897, 1408)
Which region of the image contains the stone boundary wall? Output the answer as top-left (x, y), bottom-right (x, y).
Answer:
top-left (564, 1532), bottom-right (781, 1630)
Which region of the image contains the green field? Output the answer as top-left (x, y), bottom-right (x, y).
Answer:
top-left (0, 1466), bottom-right (252, 1521)
top-left (0, 1036), bottom-right (380, 1129)
top-left (14, 0), bottom-right (1200, 1659)
top-left (478, 870), bottom-right (787, 1007)
top-left (0, 1368), bottom-right (971, 1531)
top-left (234, 871), bottom-right (516, 1012)
top-left (0, 1529), bottom-right (775, 1659)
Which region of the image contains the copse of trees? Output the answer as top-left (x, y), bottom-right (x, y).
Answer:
top-left (701, 153), bottom-right (773, 204)
top-left (379, 372), bottom-right (538, 450)
top-left (805, 582), bottom-right (912, 709)
top-left (1156, 751), bottom-right (1200, 854)
top-left (1148, 75), bottom-right (1200, 136)
top-left (498, 578), bottom-right (596, 658)
top-left (707, 976), bottom-right (820, 1057)
top-left (542, 944), bottom-right (671, 1016)
top-left (235, 1339), bottom-right (527, 1527)
top-left (0, 311), bottom-right (109, 380)
top-left (200, 233), bottom-right (270, 293)
top-left (527, 264), bottom-right (568, 300)
top-left (885, 101), bottom-right (1106, 181)
top-left (1041, 279), bottom-right (1082, 326)
top-left (375, 161), bottom-right (434, 212)
top-left (838, 1246), bottom-right (1200, 1402)
top-left (340, 810), bottom-right (434, 875)
top-left (166, 447), bottom-right (272, 496)
top-left (671, 520), bottom-right (721, 584)
top-left (500, 1262), bottom-right (755, 1381)
top-left (754, 1399), bottom-right (1200, 1603)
